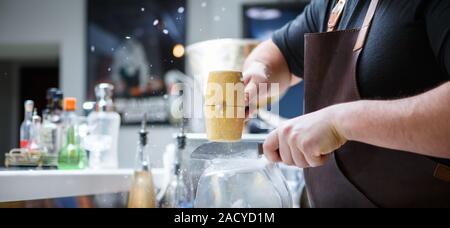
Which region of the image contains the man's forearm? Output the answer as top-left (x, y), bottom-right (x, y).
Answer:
top-left (335, 82), bottom-right (450, 159)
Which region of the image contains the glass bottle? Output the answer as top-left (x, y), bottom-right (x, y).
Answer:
top-left (128, 113), bottom-right (156, 208)
top-left (40, 89), bottom-right (62, 155)
top-left (29, 108), bottom-right (42, 151)
top-left (58, 98), bottom-right (88, 170)
top-left (160, 119), bottom-right (194, 208)
top-left (53, 91), bottom-right (64, 147)
top-left (87, 83), bottom-right (121, 169)
top-left (20, 100), bottom-right (34, 149)
top-left (51, 90), bottom-right (64, 124)
top-left (42, 88), bottom-right (58, 120)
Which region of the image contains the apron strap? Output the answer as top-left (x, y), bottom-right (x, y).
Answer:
top-left (354, 0), bottom-right (380, 51)
top-left (327, 0), bottom-right (347, 32)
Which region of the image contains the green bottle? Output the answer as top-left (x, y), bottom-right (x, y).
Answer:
top-left (58, 98), bottom-right (88, 170)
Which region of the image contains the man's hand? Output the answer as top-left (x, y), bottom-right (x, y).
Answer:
top-left (242, 40), bottom-right (293, 118)
top-left (263, 105), bottom-right (347, 168)
top-left (243, 61), bottom-right (270, 117)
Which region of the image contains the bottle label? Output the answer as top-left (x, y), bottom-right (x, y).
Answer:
top-left (20, 140), bottom-right (29, 149)
top-left (41, 127), bottom-right (59, 154)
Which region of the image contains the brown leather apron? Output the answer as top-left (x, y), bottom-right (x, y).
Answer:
top-left (303, 0), bottom-right (450, 208)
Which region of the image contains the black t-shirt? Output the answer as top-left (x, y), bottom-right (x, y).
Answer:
top-left (273, 0), bottom-right (450, 99)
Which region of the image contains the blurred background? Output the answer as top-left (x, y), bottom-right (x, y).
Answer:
top-left (0, 0), bottom-right (310, 169)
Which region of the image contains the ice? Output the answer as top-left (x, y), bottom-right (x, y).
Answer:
top-left (194, 159), bottom-right (292, 208)
top-left (231, 199), bottom-right (247, 208)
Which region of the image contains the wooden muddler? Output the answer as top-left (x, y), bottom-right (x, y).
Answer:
top-left (204, 71), bottom-right (245, 142)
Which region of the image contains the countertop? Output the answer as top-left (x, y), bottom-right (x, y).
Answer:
top-left (0, 169), bottom-right (164, 203)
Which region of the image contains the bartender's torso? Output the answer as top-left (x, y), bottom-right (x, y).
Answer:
top-left (273, 0), bottom-right (450, 207)
top-left (327, 0), bottom-right (450, 167)
top-left (274, 0), bottom-right (450, 99)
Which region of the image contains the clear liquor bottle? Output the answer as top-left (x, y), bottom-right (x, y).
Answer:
top-left (20, 100), bottom-right (34, 149)
top-left (40, 89), bottom-right (61, 155)
top-left (29, 108), bottom-right (42, 151)
top-left (87, 83), bottom-right (121, 169)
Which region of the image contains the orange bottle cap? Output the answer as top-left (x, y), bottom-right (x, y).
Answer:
top-left (64, 97), bottom-right (77, 111)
